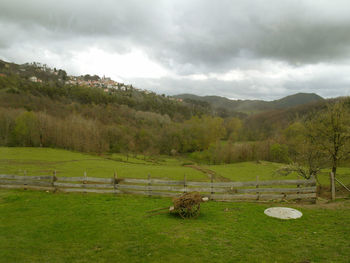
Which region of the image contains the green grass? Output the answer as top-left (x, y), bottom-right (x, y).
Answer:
top-left (1, 147), bottom-right (349, 186)
top-left (1, 147), bottom-right (350, 261)
top-left (206, 161), bottom-right (299, 181)
top-left (318, 167), bottom-right (350, 186)
top-left (0, 147), bottom-right (292, 183)
top-left (0, 147), bottom-right (206, 181)
top-left (207, 162), bottom-right (350, 186)
top-left (0, 189), bottom-right (349, 263)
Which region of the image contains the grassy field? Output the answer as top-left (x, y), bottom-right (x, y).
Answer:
top-left (1, 189), bottom-right (349, 263)
top-left (206, 162), bottom-right (350, 187)
top-left (1, 147), bottom-right (350, 262)
top-left (206, 162), bottom-right (297, 181)
top-left (1, 147), bottom-right (350, 187)
top-left (0, 147), bottom-right (207, 181)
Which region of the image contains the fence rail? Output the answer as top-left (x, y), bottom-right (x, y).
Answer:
top-left (0, 174), bottom-right (317, 201)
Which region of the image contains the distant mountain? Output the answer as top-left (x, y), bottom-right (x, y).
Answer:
top-left (271, 93), bottom-right (324, 108)
top-left (174, 93), bottom-right (324, 114)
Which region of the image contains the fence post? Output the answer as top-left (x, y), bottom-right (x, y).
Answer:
top-left (24, 170), bottom-right (27, 190)
top-left (148, 174), bottom-right (151, 197)
top-left (331, 172), bottom-right (335, 201)
top-left (113, 171), bottom-right (118, 195)
top-left (184, 174), bottom-right (187, 193)
top-left (83, 171), bottom-right (87, 193)
top-left (210, 174), bottom-right (214, 199)
top-left (256, 176), bottom-right (259, 200)
top-left (52, 170), bottom-right (57, 192)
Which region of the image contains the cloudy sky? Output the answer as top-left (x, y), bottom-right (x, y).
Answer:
top-left (1, 0), bottom-right (350, 100)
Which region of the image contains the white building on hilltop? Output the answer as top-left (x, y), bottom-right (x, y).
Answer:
top-left (29, 76), bottom-right (37, 82)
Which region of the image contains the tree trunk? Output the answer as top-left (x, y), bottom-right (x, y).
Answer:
top-left (330, 152), bottom-right (337, 191)
top-left (330, 165), bottom-right (337, 191)
top-left (330, 172), bottom-right (336, 200)
top-left (332, 166), bottom-right (337, 176)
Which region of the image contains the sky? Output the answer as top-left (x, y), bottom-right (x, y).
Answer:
top-left (1, 0), bottom-right (350, 100)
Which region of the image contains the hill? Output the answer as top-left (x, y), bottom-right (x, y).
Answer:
top-left (271, 93), bottom-right (324, 108)
top-left (0, 58), bottom-right (348, 165)
top-left (0, 59), bottom-right (212, 120)
top-left (174, 93), bottom-right (324, 114)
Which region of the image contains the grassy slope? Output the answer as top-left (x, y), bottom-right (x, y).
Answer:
top-left (1, 147), bottom-right (349, 186)
top-left (318, 167), bottom-right (350, 186)
top-left (0, 147), bottom-right (207, 181)
top-left (0, 189), bottom-right (349, 263)
top-left (207, 162), bottom-right (350, 186)
top-left (207, 162), bottom-right (298, 181)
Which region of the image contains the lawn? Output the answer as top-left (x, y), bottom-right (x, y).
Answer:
top-left (0, 189), bottom-right (349, 263)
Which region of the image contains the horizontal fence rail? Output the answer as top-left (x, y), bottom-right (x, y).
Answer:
top-left (0, 174), bottom-right (317, 201)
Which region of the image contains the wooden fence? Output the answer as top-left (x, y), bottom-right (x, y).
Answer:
top-left (0, 174), bottom-right (317, 201)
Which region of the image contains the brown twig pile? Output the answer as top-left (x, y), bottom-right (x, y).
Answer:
top-left (172, 192), bottom-right (203, 218)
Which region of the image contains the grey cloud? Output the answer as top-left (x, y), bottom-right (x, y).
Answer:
top-left (285, 73), bottom-right (350, 99)
top-left (152, 0), bottom-right (350, 72)
top-left (130, 76), bottom-right (292, 100)
top-left (1, 0), bottom-right (350, 73)
top-left (130, 65), bottom-right (350, 100)
top-left (1, 0), bottom-right (350, 99)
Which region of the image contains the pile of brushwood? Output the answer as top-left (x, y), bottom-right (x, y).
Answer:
top-left (172, 192), bottom-right (203, 218)
top-left (146, 192), bottom-right (207, 219)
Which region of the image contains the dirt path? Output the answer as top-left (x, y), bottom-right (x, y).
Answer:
top-left (184, 164), bottom-right (231, 182)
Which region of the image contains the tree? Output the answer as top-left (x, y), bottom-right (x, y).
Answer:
top-left (12, 111), bottom-right (40, 146)
top-left (182, 116), bottom-right (226, 152)
top-left (277, 161), bottom-right (321, 182)
top-left (306, 100), bottom-right (350, 178)
top-left (283, 122), bottom-right (306, 162)
top-left (282, 121), bottom-right (325, 181)
top-left (224, 117), bottom-right (242, 141)
top-left (279, 122), bottom-right (323, 180)
top-left (270, 143), bottom-right (289, 163)
top-left (57, 69), bottom-right (67, 81)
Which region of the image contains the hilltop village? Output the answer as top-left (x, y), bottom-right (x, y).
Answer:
top-left (23, 62), bottom-right (145, 93)
top-left (0, 60), bottom-right (184, 100)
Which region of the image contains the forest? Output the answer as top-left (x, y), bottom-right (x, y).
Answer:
top-left (0, 60), bottom-right (349, 180)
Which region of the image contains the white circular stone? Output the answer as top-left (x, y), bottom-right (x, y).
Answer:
top-left (264, 207), bottom-right (302, 219)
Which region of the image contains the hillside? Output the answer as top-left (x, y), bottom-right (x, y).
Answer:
top-left (174, 93), bottom-right (324, 114)
top-left (0, 58), bottom-right (348, 166)
top-left (0, 59), bottom-right (324, 118)
top-left (0, 59), bottom-right (212, 120)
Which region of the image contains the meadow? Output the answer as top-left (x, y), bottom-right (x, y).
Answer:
top-left (1, 147), bottom-right (350, 262)
top-left (0, 147), bottom-right (206, 181)
top-left (1, 189), bottom-right (349, 263)
top-left (1, 147), bottom-right (349, 187)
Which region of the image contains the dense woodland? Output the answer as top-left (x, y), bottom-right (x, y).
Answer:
top-left (0, 60), bottom-right (349, 179)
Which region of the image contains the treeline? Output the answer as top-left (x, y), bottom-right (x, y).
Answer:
top-left (0, 106), bottom-right (226, 155)
top-left (2, 95), bottom-right (348, 170)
